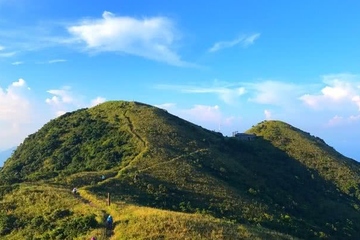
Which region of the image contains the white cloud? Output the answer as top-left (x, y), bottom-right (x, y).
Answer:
top-left (300, 74), bottom-right (360, 110)
top-left (0, 79), bottom-right (110, 150)
top-left (11, 61), bottom-right (23, 65)
top-left (90, 96), bottom-right (106, 107)
top-left (0, 45), bottom-right (4, 51)
top-left (46, 87), bottom-right (74, 104)
top-left (45, 87), bottom-right (79, 116)
top-left (264, 109), bottom-right (272, 120)
top-left (156, 76), bottom-right (360, 115)
top-left (0, 79), bottom-right (30, 120)
top-left (48, 59), bottom-right (66, 64)
top-left (243, 33), bottom-right (261, 46)
top-left (12, 78), bottom-right (26, 87)
top-left (157, 80), bottom-right (302, 107)
top-left (67, 11), bottom-right (188, 66)
top-left (0, 79), bottom-right (35, 150)
top-left (183, 105), bottom-right (222, 123)
top-left (46, 87), bottom-right (107, 116)
top-left (208, 33), bottom-right (260, 53)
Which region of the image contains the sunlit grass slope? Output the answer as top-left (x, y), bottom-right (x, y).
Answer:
top-left (0, 183), bottom-right (101, 239)
top-left (0, 183), bottom-right (296, 240)
top-left (1, 101), bottom-right (360, 239)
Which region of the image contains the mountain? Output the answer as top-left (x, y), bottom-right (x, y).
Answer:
top-left (1, 100), bottom-right (360, 239)
top-left (0, 147), bottom-right (15, 167)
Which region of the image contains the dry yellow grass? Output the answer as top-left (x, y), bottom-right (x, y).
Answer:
top-left (79, 189), bottom-right (297, 240)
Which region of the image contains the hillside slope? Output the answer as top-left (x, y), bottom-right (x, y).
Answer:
top-left (1, 101), bottom-right (360, 239)
top-left (247, 120), bottom-right (360, 198)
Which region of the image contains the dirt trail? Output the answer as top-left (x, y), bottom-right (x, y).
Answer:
top-left (138, 148), bottom-right (208, 173)
top-left (123, 110), bottom-right (146, 148)
top-left (76, 190), bottom-right (114, 239)
top-left (114, 110), bottom-right (149, 174)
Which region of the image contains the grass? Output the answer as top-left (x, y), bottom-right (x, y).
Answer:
top-left (2, 101), bottom-right (360, 239)
top-left (0, 183), bottom-right (296, 239)
top-left (0, 183), bottom-right (102, 239)
top-left (79, 189), bottom-right (298, 240)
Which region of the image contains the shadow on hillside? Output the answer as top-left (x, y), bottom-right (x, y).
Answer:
top-left (87, 136), bottom-right (360, 239)
top-left (229, 137), bottom-right (360, 236)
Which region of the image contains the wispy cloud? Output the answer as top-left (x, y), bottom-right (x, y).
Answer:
top-left (326, 114), bottom-right (360, 127)
top-left (156, 82), bottom-right (246, 104)
top-left (0, 11), bottom-right (194, 66)
top-left (48, 59), bottom-right (66, 64)
top-left (0, 51), bottom-right (16, 57)
top-left (157, 79), bottom-right (305, 107)
top-left (66, 11), bottom-right (190, 66)
top-left (247, 81), bottom-right (304, 107)
top-left (0, 45), bottom-right (15, 57)
top-left (0, 24), bottom-right (59, 53)
top-left (11, 61), bottom-right (24, 65)
top-left (327, 115), bottom-right (345, 127)
top-left (208, 33), bottom-right (260, 53)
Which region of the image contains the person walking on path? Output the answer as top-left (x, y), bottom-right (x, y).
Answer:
top-left (106, 215), bottom-right (113, 230)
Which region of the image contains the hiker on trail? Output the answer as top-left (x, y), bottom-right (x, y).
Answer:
top-left (72, 188), bottom-right (77, 194)
top-left (134, 173), bottom-right (139, 183)
top-left (106, 215), bottom-right (113, 229)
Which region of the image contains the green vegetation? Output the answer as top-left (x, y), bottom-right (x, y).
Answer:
top-left (1, 101), bottom-right (360, 239)
top-left (0, 184), bottom-right (100, 239)
top-left (248, 120), bottom-right (360, 198)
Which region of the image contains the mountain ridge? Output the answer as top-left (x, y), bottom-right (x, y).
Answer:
top-left (1, 100), bottom-right (360, 239)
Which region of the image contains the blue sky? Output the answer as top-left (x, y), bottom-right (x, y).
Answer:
top-left (1, 0), bottom-right (360, 161)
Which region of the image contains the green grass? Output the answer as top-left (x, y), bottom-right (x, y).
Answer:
top-left (0, 184), bottom-right (101, 239)
top-left (79, 189), bottom-right (298, 240)
top-left (2, 101), bottom-right (360, 239)
top-left (0, 183), bottom-right (298, 239)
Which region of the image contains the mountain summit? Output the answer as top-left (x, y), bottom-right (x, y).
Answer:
top-left (1, 101), bottom-right (360, 239)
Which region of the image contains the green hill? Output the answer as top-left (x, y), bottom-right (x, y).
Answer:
top-left (1, 101), bottom-right (360, 239)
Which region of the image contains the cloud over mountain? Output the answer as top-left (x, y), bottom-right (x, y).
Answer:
top-left (67, 11), bottom-right (189, 66)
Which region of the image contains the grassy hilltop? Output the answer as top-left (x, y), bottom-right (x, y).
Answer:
top-left (1, 100), bottom-right (360, 239)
